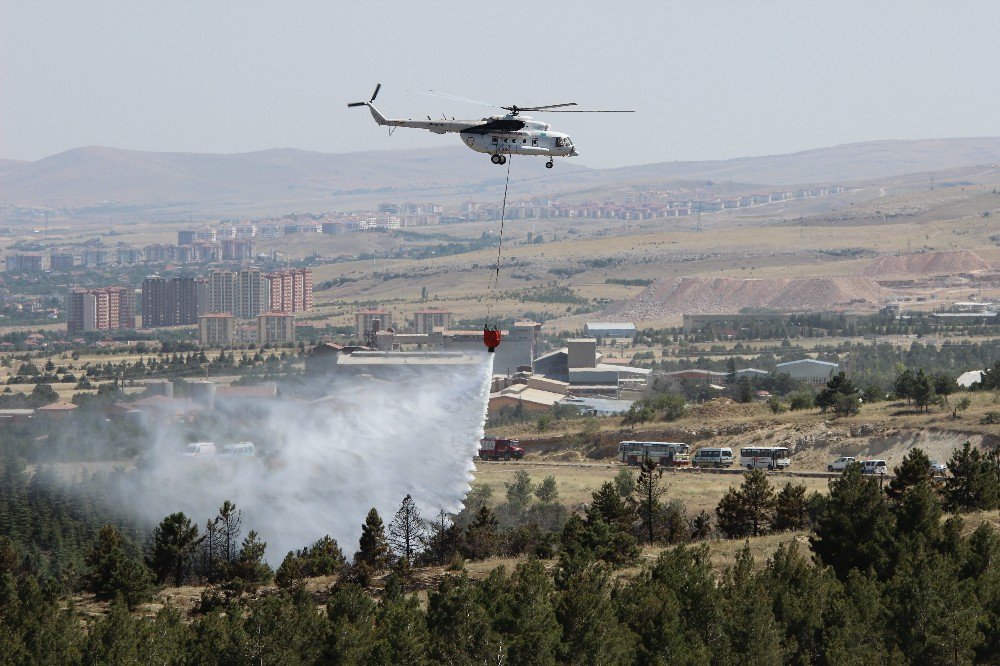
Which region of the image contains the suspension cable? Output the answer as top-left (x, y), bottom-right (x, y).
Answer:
top-left (486, 155), bottom-right (512, 324)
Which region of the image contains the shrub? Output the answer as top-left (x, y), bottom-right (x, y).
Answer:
top-left (788, 392), bottom-right (815, 410)
top-left (767, 397), bottom-right (788, 414)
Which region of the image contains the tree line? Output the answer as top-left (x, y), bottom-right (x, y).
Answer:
top-left (3, 455), bottom-right (1000, 663)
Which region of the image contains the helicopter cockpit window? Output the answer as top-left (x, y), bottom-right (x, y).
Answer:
top-left (565, 136), bottom-right (573, 145)
top-left (554, 138), bottom-right (564, 148)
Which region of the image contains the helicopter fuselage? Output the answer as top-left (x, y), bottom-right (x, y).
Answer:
top-left (460, 117), bottom-right (578, 158)
top-left (355, 101), bottom-right (578, 163)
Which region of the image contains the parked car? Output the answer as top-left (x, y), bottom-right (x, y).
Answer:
top-left (929, 460), bottom-right (948, 476)
top-left (860, 460), bottom-right (888, 475)
top-left (828, 456), bottom-right (857, 472)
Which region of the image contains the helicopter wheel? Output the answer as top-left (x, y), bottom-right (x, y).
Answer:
top-left (545, 160), bottom-right (554, 169)
top-left (498, 155), bottom-right (507, 165)
top-left (491, 154), bottom-right (501, 164)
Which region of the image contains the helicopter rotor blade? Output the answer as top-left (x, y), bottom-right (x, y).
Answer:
top-left (508, 103), bottom-right (578, 111)
top-left (544, 109), bottom-right (636, 113)
top-left (370, 83), bottom-right (381, 102)
top-left (407, 89), bottom-right (499, 108)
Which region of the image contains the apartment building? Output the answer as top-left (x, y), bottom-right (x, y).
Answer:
top-left (142, 276), bottom-right (199, 327)
top-left (67, 287), bottom-right (135, 332)
top-left (266, 269), bottom-right (313, 314)
top-left (258, 312), bottom-right (296, 344)
top-left (198, 314), bottom-right (236, 347)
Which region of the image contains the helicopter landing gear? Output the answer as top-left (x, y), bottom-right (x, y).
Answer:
top-left (545, 159), bottom-right (554, 169)
top-left (490, 154), bottom-right (507, 165)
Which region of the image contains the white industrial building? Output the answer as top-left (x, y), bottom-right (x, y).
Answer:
top-left (775, 359), bottom-right (839, 386)
top-left (584, 322), bottom-right (637, 339)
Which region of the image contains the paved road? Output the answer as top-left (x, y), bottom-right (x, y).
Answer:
top-left (475, 459), bottom-right (862, 480)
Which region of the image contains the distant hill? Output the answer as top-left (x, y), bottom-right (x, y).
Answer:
top-left (3, 137), bottom-right (1000, 216)
top-left (598, 137), bottom-right (1000, 185)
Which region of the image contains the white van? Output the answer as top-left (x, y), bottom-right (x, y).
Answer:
top-left (860, 460), bottom-right (888, 475)
top-left (183, 442), bottom-right (216, 457)
top-left (692, 447), bottom-right (735, 468)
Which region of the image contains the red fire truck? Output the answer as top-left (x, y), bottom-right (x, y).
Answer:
top-left (478, 437), bottom-right (525, 461)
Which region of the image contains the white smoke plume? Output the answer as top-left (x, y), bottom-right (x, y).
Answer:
top-left (111, 355), bottom-right (493, 563)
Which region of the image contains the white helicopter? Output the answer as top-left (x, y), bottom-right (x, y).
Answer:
top-left (348, 84), bottom-right (633, 168)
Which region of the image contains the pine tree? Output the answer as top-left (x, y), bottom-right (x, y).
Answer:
top-left (555, 561), bottom-right (636, 664)
top-left (772, 482), bottom-right (808, 531)
top-left (894, 481), bottom-right (942, 547)
top-left (715, 469), bottom-right (775, 538)
top-left (388, 494), bottom-right (425, 567)
top-left (735, 376), bottom-right (754, 403)
top-left (464, 505), bottom-right (500, 560)
top-left (886, 447), bottom-right (932, 500)
top-left (505, 560), bottom-right (562, 665)
top-left (422, 509), bottom-right (463, 565)
top-left (885, 548), bottom-right (983, 664)
top-left (535, 476), bottom-right (559, 503)
top-left (321, 583), bottom-right (379, 663)
top-left (224, 530), bottom-right (272, 592)
top-left (719, 546), bottom-right (784, 665)
top-left (763, 541), bottom-right (841, 663)
top-left (817, 371), bottom-right (859, 414)
top-left (216, 500), bottom-right (242, 564)
top-left (943, 442), bottom-right (1000, 511)
top-left (371, 580), bottom-right (429, 664)
top-left (354, 507), bottom-right (391, 573)
top-left (146, 512), bottom-right (201, 587)
top-left (587, 481), bottom-right (635, 530)
top-left (634, 460), bottom-right (667, 545)
top-left (86, 525), bottom-right (154, 609)
top-left (427, 575), bottom-right (501, 664)
top-left (810, 465), bottom-right (894, 578)
top-left (505, 470), bottom-right (535, 516)
top-left (912, 369), bottom-right (936, 412)
top-left (894, 368), bottom-right (916, 403)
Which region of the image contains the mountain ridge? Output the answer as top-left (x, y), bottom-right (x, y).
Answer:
top-left (3, 137), bottom-right (1000, 216)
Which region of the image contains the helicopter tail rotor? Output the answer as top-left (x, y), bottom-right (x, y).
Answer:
top-left (348, 83), bottom-right (382, 108)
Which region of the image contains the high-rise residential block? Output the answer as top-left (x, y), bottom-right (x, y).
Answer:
top-left (67, 287), bottom-right (135, 332)
top-left (221, 238), bottom-right (254, 261)
top-left (142, 276), bottom-right (199, 327)
top-left (205, 268), bottom-right (270, 318)
top-left (49, 253), bottom-right (75, 271)
top-left (265, 269), bottom-right (313, 314)
top-left (5, 254), bottom-right (43, 272)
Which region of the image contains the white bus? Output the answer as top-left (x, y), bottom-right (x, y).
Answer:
top-left (739, 446), bottom-right (791, 470)
top-left (221, 442), bottom-right (255, 457)
top-left (618, 441), bottom-right (690, 467)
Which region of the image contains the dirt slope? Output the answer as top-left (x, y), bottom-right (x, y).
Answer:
top-left (605, 276), bottom-right (889, 320)
top-left (862, 250), bottom-right (993, 276)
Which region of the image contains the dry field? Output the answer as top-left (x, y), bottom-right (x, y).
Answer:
top-left (471, 461), bottom-right (831, 515)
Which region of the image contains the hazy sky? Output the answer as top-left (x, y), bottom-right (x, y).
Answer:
top-left (1, 0), bottom-right (997, 168)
